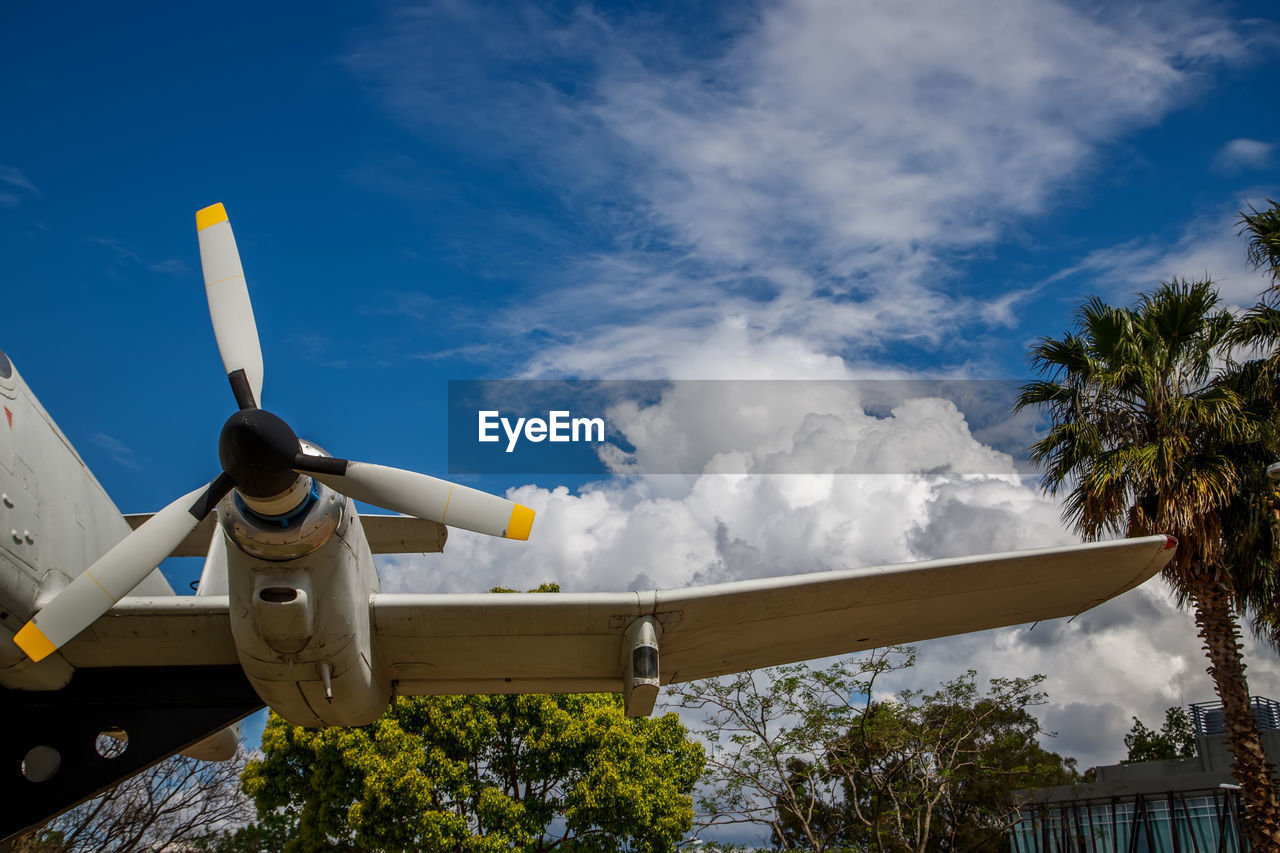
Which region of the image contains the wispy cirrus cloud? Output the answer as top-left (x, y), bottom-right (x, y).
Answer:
top-left (90, 432), bottom-right (141, 470)
top-left (0, 165), bottom-right (38, 208)
top-left (1047, 204), bottom-right (1274, 307)
top-left (345, 0), bottom-right (1254, 377)
top-left (352, 1), bottom-right (1278, 781)
top-left (86, 236), bottom-right (190, 278)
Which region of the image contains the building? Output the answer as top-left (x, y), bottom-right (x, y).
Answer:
top-left (1010, 697), bottom-right (1280, 852)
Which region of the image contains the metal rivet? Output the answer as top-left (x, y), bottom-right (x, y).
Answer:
top-left (1, 494), bottom-right (12, 507)
top-left (23, 531), bottom-right (33, 544)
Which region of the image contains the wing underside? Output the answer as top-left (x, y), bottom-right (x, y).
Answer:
top-left (61, 536), bottom-right (1173, 697)
top-left (374, 535), bottom-right (1173, 695)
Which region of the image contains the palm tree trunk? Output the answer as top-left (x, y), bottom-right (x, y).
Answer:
top-left (1193, 580), bottom-right (1280, 851)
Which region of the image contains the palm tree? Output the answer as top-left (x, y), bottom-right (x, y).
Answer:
top-left (1228, 201), bottom-right (1280, 388)
top-left (1017, 278), bottom-right (1280, 849)
top-left (1228, 199), bottom-right (1280, 653)
top-left (1241, 200), bottom-right (1280, 285)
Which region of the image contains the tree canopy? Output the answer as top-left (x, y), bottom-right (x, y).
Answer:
top-left (675, 647), bottom-right (1078, 852)
top-left (229, 691), bottom-right (703, 852)
top-left (209, 583), bottom-right (705, 852)
top-left (1122, 707), bottom-right (1199, 765)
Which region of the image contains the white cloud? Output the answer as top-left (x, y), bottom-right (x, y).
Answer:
top-left (892, 578), bottom-right (1280, 771)
top-left (86, 236), bottom-right (189, 278)
top-left (0, 165), bottom-right (38, 198)
top-left (382, 481), bottom-right (1280, 773)
top-left (597, 380), bottom-right (1021, 479)
top-left (346, 0), bottom-right (1251, 377)
top-left (376, 377), bottom-right (1280, 770)
top-left (90, 432), bottom-right (141, 470)
top-left (147, 258), bottom-right (191, 276)
top-left (352, 0), bottom-right (1280, 779)
top-left (381, 384), bottom-right (1052, 593)
top-left (1049, 205), bottom-right (1274, 307)
top-left (1215, 138), bottom-right (1274, 173)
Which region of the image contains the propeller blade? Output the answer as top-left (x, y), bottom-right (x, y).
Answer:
top-left (13, 476), bottom-right (233, 662)
top-left (196, 203), bottom-right (263, 410)
top-left (295, 455), bottom-right (534, 540)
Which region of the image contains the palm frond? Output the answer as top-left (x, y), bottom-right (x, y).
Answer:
top-left (1239, 200), bottom-right (1280, 288)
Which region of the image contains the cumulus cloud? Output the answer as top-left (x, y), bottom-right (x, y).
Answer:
top-left (597, 380), bottom-right (1025, 478)
top-left (377, 375), bottom-right (1280, 769)
top-left (352, 0), bottom-right (1280, 776)
top-left (381, 382), bottom-right (1049, 594)
top-left (389, 382), bottom-right (1279, 774)
top-left (889, 579), bottom-right (1280, 771)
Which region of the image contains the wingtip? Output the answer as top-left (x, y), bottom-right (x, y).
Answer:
top-left (196, 203), bottom-right (228, 232)
top-left (14, 621), bottom-right (55, 662)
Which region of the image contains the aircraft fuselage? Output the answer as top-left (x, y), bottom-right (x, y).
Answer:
top-left (0, 358), bottom-right (172, 692)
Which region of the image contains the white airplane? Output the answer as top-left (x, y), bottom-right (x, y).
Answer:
top-left (0, 204), bottom-right (1177, 842)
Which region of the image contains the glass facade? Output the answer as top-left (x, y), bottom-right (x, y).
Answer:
top-left (1010, 790), bottom-right (1244, 853)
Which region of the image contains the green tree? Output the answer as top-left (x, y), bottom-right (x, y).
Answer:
top-left (1240, 200), bottom-right (1280, 283)
top-left (236, 694), bottom-right (703, 852)
top-left (194, 812), bottom-right (291, 853)
top-left (827, 671), bottom-right (1077, 853)
top-left (227, 583), bottom-right (704, 852)
top-left (675, 650), bottom-right (908, 851)
top-left (920, 694), bottom-right (1080, 852)
top-left (1017, 278), bottom-right (1280, 848)
top-left (1122, 707), bottom-right (1198, 764)
top-left (1225, 200), bottom-right (1280, 649)
top-left (675, 648), bottom-right (1077, 852)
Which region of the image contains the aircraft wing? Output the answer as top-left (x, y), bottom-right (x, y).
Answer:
top-left (124, 513), bottom-right (446, 557)
top-left (60, 535), bottom-right (1172, 699)
top-left (374, 534), bottom-right (1174, 694)
top-left (60, 596), bottom-right (239, 667)
top-left (125, 513), bottom-right (218, 558)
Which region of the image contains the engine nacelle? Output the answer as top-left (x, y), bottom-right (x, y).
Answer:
top-left (221, 447), bottom-right (390, 727)
top-left (219, 451), bottom-right (344, 563)
top-left (251, 571), bottom-right (314, 655)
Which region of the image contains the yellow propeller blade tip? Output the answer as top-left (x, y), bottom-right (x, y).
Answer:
top-left (196, 203), bottom-right (228, 232)
top-left (506, 505), bottom-right (535, 541)
top-left (14, 621), bottom-right (56, 662)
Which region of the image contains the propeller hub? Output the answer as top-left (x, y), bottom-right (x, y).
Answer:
top-left (218, 408), bottom-right (302, 498)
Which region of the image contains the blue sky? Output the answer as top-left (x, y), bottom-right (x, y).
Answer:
top-left (4, 0), bottom-right (1280, 805)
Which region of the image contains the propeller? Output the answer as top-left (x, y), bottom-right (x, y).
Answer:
top-left (14, 479), bottom-right (234, 660)
top-left (197, 204), bottom-right (263, 410)
top-left (13, 204), bottom-right (534, 663)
